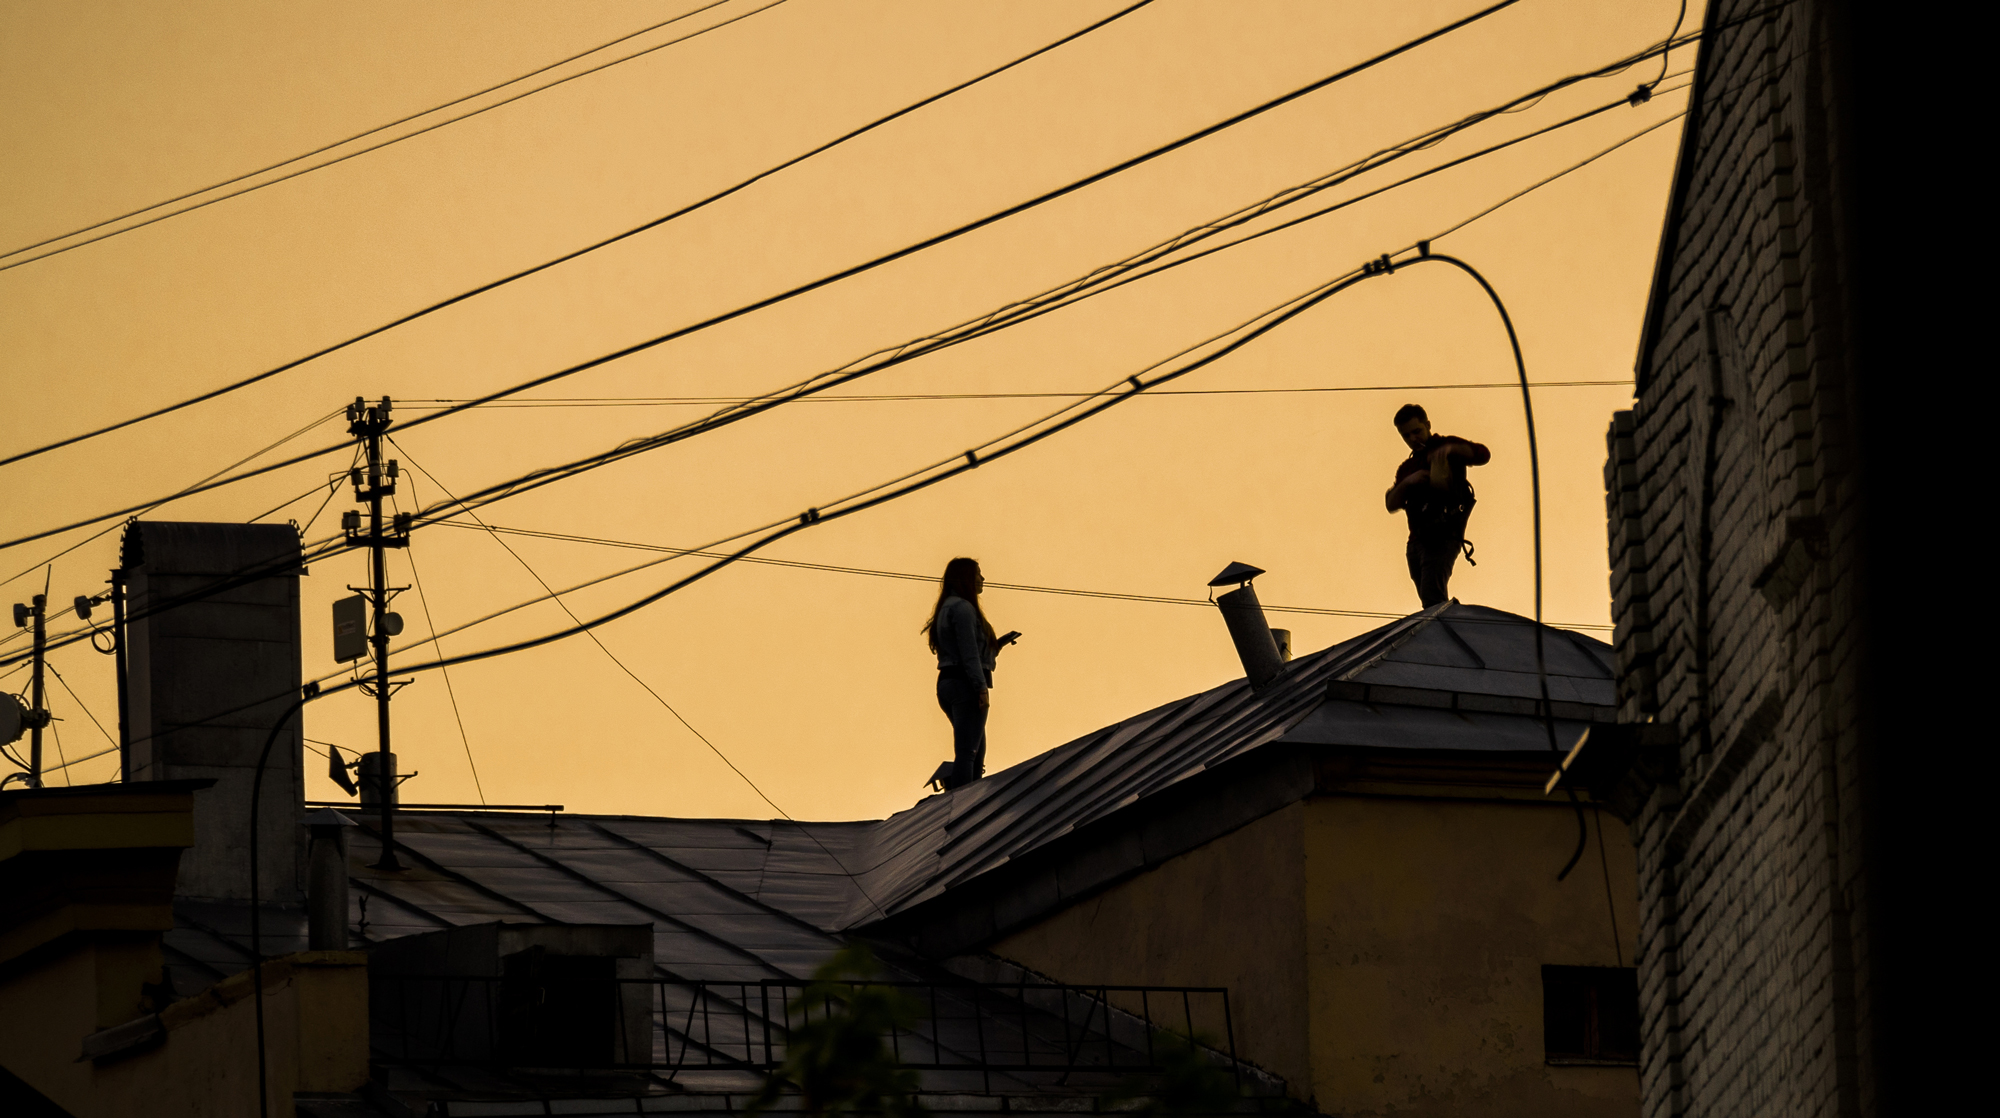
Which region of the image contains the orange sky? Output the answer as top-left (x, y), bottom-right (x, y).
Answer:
top-left (1, 0), bottom-right (1688, 820)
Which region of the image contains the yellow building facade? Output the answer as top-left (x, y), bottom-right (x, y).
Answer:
top-left (994, 768), bottom-right (1638, 1115)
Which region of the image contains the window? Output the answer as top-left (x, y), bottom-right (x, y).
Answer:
top-left (499, 947), bottom-right (617, 1066)
top-left (1542, 965), bottom-right (1639, 1065)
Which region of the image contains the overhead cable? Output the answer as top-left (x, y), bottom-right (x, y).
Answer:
top-left (430, 518), bottom-right (1614, 633)
top-left (399, 78), bottom-right (1693, 528)
top-left (14, 35), bottom-right (1786, 669)
top-left (390, 486), bottom-right (487, 805)
top-left (0, 0), bottom-right (1516, 534)
top-left (8, 80), bottom-right (1692, 672)
top-left (396, 446), bottom-right (888, 917)
top-left (2, 8), bottom-right (1690, 561)
top-left (0, 406), bottom-right (347, 647)
top-left (0, 0), bottom-right (1159, 470)
top-left (0, 0), bottom-right (755, 268)
top-left (403, 379), bottom-right (1634, 408)
top-left (73, 251), bottom-right (1395, 773)
top-left (1, 2), bottom-right (1779, 554)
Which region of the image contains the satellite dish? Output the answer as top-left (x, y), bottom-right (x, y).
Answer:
top-left (0, 693), bottom-right (24, 746)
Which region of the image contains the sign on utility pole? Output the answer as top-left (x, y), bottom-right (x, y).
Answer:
top-left (342, 397), bottom-right (411, 871)
top-left (332, 595), bottom-right (368, 663)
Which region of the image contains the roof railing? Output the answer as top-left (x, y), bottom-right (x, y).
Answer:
top-left (368, 974), bottom-right (1238, 1087)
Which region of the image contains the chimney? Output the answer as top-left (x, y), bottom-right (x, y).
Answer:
top-left (1209, 562), bottom-right (1284, 690)
top-left (305, 808), bottom-right (356, 950)
top-left (123, 521), bottom-right (306, 906)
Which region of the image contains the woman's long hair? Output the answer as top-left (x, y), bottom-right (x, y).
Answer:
top-left (923, 556), bottom-right (996, 653)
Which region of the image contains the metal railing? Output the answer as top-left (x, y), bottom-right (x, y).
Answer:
top-left (369, 975), bottom-right (1236, 1084)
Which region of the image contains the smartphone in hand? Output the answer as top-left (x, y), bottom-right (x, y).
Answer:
top-left (996, 631), bottom-right (1022, 649)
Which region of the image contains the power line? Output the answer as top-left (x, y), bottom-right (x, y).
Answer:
top-left (0, 408), bottom-right (347, 663)
top-left (0, 4), bottom-right (1679, 556)
top-left (396, 79), bottom-right (1693, 529)
top-left (0, 0), bottom-right (1160, 470)
top-left (3, 3), bottom-right (1783, 567)
top-left (393, 445), bottom-right (889, 918)
top-left (7, 62), bottom-right (1697, 673)
top-left (392, 487), bottom-right (486, 806)
top-left (428, 518), bottom-right (1615, 633)
top-left (48, 714), bottom-right (70, 786)
top-left (44, 252), bottom-right (1402, 758)
top-left (1, 405), bottom-right (342, 592)
top-left (0, 0), bottom-right (786, 273)
top-left (43, 661), bottom-right (115, 747)
top-left (38, 208), bottom-right (1618, 774)
top-left (359, 263), bottom-right (1452, 682)
top-left (0, 0), bottom-right (1533, 548)
top-left (10, 82), bottom-right (1683, 673)
top-left (401, 379), bottom-right (1634, 407)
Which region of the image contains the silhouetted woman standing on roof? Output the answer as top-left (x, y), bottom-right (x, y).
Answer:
top-left (924, 557), bottom-right (1016, 791)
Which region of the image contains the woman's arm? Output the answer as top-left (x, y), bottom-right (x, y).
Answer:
top-left (944, 600), bottom-right (991, 696)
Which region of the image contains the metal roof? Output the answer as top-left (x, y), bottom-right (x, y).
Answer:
top-left (151, 602), bottom-right (1607, 1112)
top-left (166, 602), bottom-right (1611, 995)
top-left (826, 602), bottom-right (1612, 928)
top-left (298, 603), bottom-right (1610, 953)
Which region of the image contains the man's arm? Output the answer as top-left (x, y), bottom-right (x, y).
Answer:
top-left (1445, 437), bottom-right (1492, 466)
top-left (1386, 468), bottom-right (1426, 512)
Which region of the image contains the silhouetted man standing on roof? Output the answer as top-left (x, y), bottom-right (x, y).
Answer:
top-left (1385, 403), bottom-right (1490, 608)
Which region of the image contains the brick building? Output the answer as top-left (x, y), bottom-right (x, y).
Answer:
top-left (1599, 0), bottom-right (1933, 1115)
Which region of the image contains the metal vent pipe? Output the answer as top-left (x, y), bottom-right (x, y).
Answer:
top-left (1208, 561), bottom-right (1284, 690)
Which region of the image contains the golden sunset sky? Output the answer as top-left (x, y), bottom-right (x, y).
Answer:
top-left (1, 0), bottom-right (1689, 819)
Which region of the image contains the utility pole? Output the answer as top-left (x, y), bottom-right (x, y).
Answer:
top-left (72, 576), bottom-right (130, 781)
top-left (9, 595), bottom-right (49, 787)
top-left (110, 570), bottom-right (129, 782)
top-left (343, 397), bottom-right (411, 871)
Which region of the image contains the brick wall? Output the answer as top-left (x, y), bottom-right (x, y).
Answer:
top-left (1607, 1), bottom-right (1874, 1115)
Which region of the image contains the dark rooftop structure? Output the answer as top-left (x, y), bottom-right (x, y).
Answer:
top-left (142, 600), bottom-right (1618, 1116)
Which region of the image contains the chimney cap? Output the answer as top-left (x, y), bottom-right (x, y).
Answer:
top-left (1207, 561), bottom-right (1266, 588)
top-left (303, 807), bottom-right (358, 829)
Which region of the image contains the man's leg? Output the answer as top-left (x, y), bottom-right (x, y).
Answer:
top-left (1416, 534), bottom-right (1459, 607)
top-left (1406, 536), bottom-right (1427, 606)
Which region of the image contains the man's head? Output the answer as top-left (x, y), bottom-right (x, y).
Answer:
top-left (1393, 403), bottom-right (1431, 451)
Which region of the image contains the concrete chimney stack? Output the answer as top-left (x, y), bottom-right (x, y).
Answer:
top-left (305, 808), bottom-right (356, 950)
top-left (1208, 562), bottom-right (1284, 691)
top-left (123, 521), bottom-right (306, 907)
